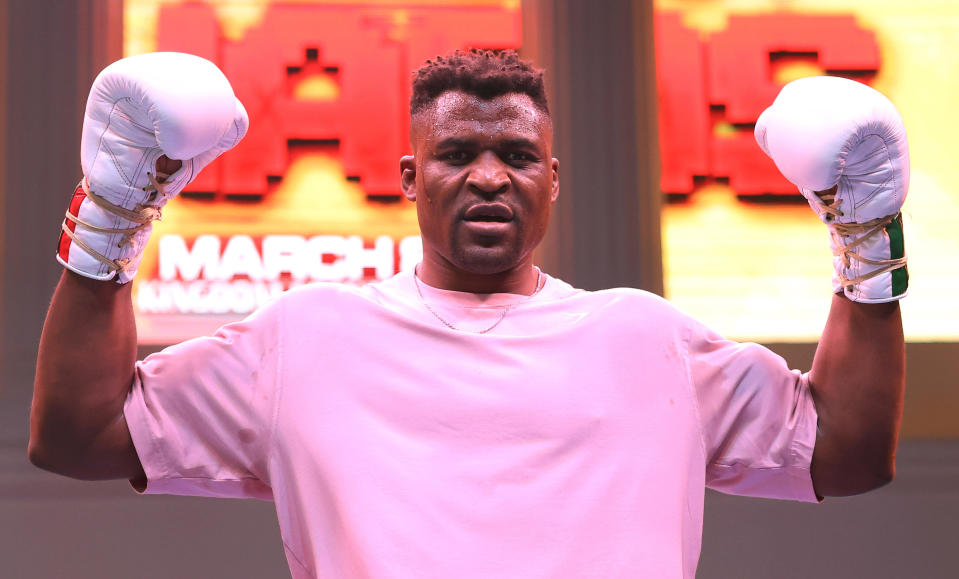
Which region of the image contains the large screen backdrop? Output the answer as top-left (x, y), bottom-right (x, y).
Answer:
top-left (126, 0), bottom-right (957, 343)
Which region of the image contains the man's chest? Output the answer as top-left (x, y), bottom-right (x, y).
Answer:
top-left (275, 324), bottom-right (699, 472)
top-left (268, 316), bottom-right (708, 577)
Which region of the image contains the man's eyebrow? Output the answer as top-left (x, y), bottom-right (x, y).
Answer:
top-left (500, 137), bottom-right (540, 150)
top-left (433, 137), bottom-right (542, 150)
top-left (434, 137), bottom-right (475, 149)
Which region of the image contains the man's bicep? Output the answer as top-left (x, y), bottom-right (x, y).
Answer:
top-left (44, 407), bottom-right (146, 482)
top-left (112, 411), bottom-right (147, 485)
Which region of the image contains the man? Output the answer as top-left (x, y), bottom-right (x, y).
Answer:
top-left (30, 49), bottom-right (906, 578)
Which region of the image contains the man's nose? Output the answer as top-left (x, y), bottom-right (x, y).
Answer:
top-left (466, 152), bottom-right (509, 196)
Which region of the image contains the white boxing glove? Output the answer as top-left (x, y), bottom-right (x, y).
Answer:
top-left (755, 76), bottom-right (909, 303)
top-left (58, 52), bottom-right (249, 283)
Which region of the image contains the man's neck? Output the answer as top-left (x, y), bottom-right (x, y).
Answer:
top-left (415, 258), bottom-right (540, 295)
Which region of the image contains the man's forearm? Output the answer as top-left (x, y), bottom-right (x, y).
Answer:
top-left (29, 270), bottom-right (142, 479)
top-left (808, 294), bottom-right (905, 496)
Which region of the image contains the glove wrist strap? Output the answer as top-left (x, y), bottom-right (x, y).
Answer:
top-left (830, 212), bottom-right (908, 290)
top-left (58, 176), bottom-right (167, 281)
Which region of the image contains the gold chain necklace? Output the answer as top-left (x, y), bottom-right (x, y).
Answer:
top-left (413, 268), bottom-right (543, 334)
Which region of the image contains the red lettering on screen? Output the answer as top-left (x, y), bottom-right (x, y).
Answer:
top-left (156, 2), bottom-right (521, 200)
top-left (655, 12), bottom-right (710, 196)
top-left (154, 5), bottom-right (879, 199)
top-left (655, 13), bottom-right (879, 195)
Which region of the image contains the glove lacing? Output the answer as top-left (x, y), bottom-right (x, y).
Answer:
top-left (60, 173), bottom-right (169, 275)
top-left (816, 190), bottom-right (907, 290)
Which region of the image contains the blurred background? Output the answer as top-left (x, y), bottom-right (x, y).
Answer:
top-left (1, 0), bottom-right (956, 577)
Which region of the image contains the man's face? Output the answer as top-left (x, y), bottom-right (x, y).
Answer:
top-left (401, 91), bottom-right (559, 277)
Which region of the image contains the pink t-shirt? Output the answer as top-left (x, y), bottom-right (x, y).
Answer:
top-left (125, 271), bottom-right (818, 578)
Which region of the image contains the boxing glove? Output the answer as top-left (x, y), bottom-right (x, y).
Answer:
top-left (58, 52), bottom-right (248, 283)
top-left (755, 76), bottom-right (909, 303)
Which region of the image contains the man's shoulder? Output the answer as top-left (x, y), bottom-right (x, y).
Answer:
top-left (279, 280), bottom-right (368, 300)
top-left (563, 282), bottom-right (675, 310)
top-left (251, 280), bottom-right (381, 322)
top-left (538, 276), bottom-right (693, 329)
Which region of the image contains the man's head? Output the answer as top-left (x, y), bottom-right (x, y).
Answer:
top-left (401, 50), bottom-right (559, 290)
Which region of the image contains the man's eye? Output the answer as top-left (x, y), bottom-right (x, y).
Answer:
top-left (442, 151), bottom-right (469, 163)
top-left (505, 152), bottom-right (534, 164)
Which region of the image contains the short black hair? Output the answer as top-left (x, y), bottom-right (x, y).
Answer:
top-left (410, 49), bottom-right (549, 117)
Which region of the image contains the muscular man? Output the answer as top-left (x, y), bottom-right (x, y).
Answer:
top-left (30, 50), bottom-right (906, 578)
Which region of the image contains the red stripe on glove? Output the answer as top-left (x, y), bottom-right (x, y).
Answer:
top-left (58, 183), bottom-right (86, 262)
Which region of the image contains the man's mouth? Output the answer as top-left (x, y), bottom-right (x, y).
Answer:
top-left (466, 215), bottom-right (510, 222)
top-left (463, 203), bottom-right (514, 222)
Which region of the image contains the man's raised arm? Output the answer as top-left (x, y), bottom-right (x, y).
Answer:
top-left (808, 295), bottom-right (904, 496)
top-left (29, 52), bottom-right (248, 480)
top-left (755, 76), bottom-right (909, 496)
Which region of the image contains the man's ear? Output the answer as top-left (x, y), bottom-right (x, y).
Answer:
top-left (400, 155), bottom-right (417, 202)
top-left (550, 158), bottom-right (560, 203)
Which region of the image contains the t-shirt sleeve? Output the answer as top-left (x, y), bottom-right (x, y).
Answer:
top-left (123, 299), bottom-right (283, 500)
top-left (684, 319), bottom-right (820, 503)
